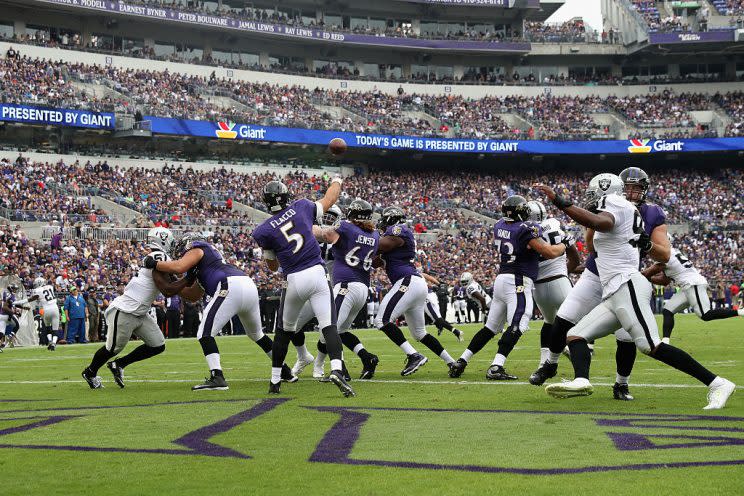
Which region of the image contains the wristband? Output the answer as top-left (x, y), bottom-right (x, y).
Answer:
top-left (552, 194), bottom-right (573, 209)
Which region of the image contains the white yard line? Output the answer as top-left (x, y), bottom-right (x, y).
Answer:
top-left (1, 377), bottom-right (740, 389)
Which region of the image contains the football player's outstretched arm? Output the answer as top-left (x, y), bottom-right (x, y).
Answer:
top-left (533, 184), bottom-right (615, 232)
top-left (422, 272), bottom-right (439, 285)
top-left (317, 176), bottom-right (343, 214)
top-left (312, 225), bottom-right (340, 244)
top-left (647, 272), bottom-right (672, 286)
top-left (152, 248), bottom-right (204, 274)
top-left (641, 263), bottom-right (666, 279)
top-left (648, 224), bottom-right (671, 263)
top-left (528, 238), bottom-right (566, 260)
top-left (151, 270), bottom-right (190, 297)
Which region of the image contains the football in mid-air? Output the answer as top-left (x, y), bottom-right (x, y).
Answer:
top-left (328, 137), bottom-right (347, 156)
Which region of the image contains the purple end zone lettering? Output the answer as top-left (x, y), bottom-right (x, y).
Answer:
top-left (0, 398), bottom-right (288, 459)
top-left (305, 406), bottom-right (744, 475)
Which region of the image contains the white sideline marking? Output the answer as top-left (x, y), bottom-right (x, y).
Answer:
top-left (0, 378), bottom-right (740, 390)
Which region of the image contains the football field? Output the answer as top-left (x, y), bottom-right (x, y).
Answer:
top-left (1, 315), bottom-right (742, 495)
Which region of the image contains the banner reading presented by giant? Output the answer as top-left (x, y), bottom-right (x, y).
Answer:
top-left (0, 103), bottom-right (115, 129)
top-left (144, 115), bottom-right (744, 155)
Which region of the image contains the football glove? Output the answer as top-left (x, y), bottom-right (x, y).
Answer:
top-left (552, 194), bottom-right (573, 209)
top-left (143, 256), bottom-right (157, 270)
top-left (631, 231), bottom-right (653, 254)
top-left (562, 232), bottom-right (575, 247)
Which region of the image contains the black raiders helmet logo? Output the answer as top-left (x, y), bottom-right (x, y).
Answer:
top-left (598, 178), bottom-right (611, 191)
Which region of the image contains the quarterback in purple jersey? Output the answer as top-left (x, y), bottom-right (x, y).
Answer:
top-left (252, 178), bottom-right (354, 397)
top-left (311, 198), bottom-right (380, 379)
top-left (529, 168), bottom-right (672, 403)
top-left (449, 195), bottom-right (566, 380)
top-left (149, 233), bottom-right (296, 391)
top-left (373, 206), bottom-right (457, 376)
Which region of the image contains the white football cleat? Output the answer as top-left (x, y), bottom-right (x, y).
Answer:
top-left (545, 378), bottom-right (594, 399)
top-left (291, 353), bottom-right (314, 376)
top-left (312, 355), bottom-right (326, 379)
top-left (704, 379), bottom-right (735, 410)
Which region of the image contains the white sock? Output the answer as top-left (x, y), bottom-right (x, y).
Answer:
top-left (492, 353), bottom-right (506, 367)
top-left (709, 376), bottom-right (725, 388)
top-left (400, 341), bottom-right (416, 355)
top-left (295, 344), bottom-right (310, 358)
top-left (461, 349), bottom-right (474, 362)
top-left (539, 347), bottom-right (550, 364)
top-left (547, 352), bottom-right (560, 364)
top-left (205, 353), bottom-right (221, 371)
top-left (661, 337), bottom-right (670, 345)
top-left (271, 366), bottom-right (281, 384)
top-left (738, 308), bottom-right (743, 317)
top-left (316, 352), bottom-right (327, 364)
top-left (353, 343), bottom-right (364, 355)
top-left (440, 350), bottom-right (455, 364)
top-left (46, 333), bottom-right (52, 343)
top-left (330, 359), bottom-right (343, 372)
top-left (616, 374), bottom-right (629, 385)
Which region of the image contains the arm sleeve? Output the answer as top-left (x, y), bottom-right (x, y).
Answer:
top-left (313, 200), bottom-right (324, 224)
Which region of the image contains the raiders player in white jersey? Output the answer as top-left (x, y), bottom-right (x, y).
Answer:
top-left (525, 201), bottom-right (582, 366)
top-left (15, 277), bottom-right (62, 351)
top-left (290, 204), bottom-right (344, 378)
top-left (535, 175), bottom-right (735, 409)
top-left (459, 272), bottom-right (491, 324)
top-left (81, 228), bottom-right (191, 389)
top-left (643, 244), bottom-right (744, 343)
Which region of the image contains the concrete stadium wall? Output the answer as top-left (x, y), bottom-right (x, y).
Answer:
top-left (0, 149), bottom-right (334, 176)
top-left (3, 42), bottom-right (743, 99)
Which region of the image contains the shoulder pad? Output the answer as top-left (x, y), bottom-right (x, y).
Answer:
top-left (541, 218), bottom-right (561, 232)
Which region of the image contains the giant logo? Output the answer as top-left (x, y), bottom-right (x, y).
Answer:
top-left (628, 139), bottom-right (685, 153)
top-left (628, 139), bottom-right (652, 153)
top-left (216, 121), bottom-right (238, 139)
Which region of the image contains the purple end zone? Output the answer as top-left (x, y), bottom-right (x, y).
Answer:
top-left (305, 406), bottom-right (744, 475)
top-left (0, 398), bottom-right (289, 459)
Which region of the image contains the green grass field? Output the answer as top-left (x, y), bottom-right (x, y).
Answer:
top-left (1, 314), bottom-right (742, 496)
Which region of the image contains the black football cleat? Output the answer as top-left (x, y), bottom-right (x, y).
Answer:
top-left (81, 368), bottom-right (103, 389)
top-left (448, 358), bottom-right (467, 378)
top-left (268, 381), bottom-right (281, 394)
top-left (401, 353), bottom-right (428, 376)
top-left (341, 361), bottom-right (352, 382)
top-left (453, 329), bottom-right (465, 342)
top-left (329, 370), bottom-right (355, 397)
top-left (360, 354), bottom-right (379, 380)
top-left (613, 382), bottom-right (634, 401)
top-left (529, 362), bottom-right (558, 386)
top-left (281, 364), bottom-right (298, 383)
top-left (192, 374), bottom-right (229, 391)
top-left (486, 365), bottom-right (517, 380)
top-left (107, 361), bottom-right (125, 388)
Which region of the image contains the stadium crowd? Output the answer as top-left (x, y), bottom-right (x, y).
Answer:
top-left (5, 51), bottom-right (743, 139)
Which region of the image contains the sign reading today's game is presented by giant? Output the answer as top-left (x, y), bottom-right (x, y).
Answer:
top-left (0, 103), bottom-right (115, 129)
